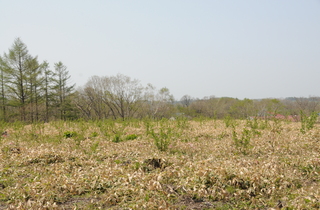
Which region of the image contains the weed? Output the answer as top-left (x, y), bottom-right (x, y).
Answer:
top-left (114, 159), bottom-right (121, 164)
top-left (125, 134), bottom-right (138, 140)
top-left (232, 127), bottom-right (252, 154)
top-left (150, 120), bottom-right (173, 151)
top-left (133, 162), bottom-right (140, 170)
top-left (112, 133), bottom-right (122, 143)
top-left (270, 118), bottom-right (283, 134)
top-left (224, 115), bottom-right (237, 128)
top-left (217, 131), bottom-right (228, 140)
top-left (225, 185), bottom-right (236, 194)
top-left (251, 128), bottom-right (262, 137)
top-left (63, 131), bottom-right (78, 138)
top-left (259, 119), bottom-right (270, 130)
top-left (90, 132), bottom-right (99, 138)
top-left (90, 141), bottom-right (99, 153)
top-left (143, 118), bottom-right (152, 136)
top-left (176, 117), bottom-right (190, 130)
top-left (300, 111), bottom-right (318, 134)
top-left (246, 117), bottom-right (259, 129)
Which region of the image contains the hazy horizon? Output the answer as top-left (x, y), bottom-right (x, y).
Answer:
top-left (1, 1), bottom-right (320, 100)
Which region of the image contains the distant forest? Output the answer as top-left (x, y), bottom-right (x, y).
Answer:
top-left (0, 38), bottom-right (319, 122)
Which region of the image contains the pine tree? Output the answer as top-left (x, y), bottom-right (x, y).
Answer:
top-left (0, 56), bottom-right (9, 121)
top-left (41, 61), bottom-right (54, 122)
top-left (53, 62), bottom-right (75, 120)
top-left (2, 38), bottom-right (34, 121)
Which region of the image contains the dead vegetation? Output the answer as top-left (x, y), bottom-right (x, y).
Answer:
top-left (0, 119), bottom-right (319, 209)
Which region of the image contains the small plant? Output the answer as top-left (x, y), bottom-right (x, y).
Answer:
top-left (224, 115), bottom-right (237, 128)
top-left (90, 141), bottom-right (99, 153)
top-left (270, 118), bottom-right (283, 134)
top-left (300, 111), bottom-right (318, 134)
top-left (114, 159), bottom-right (121, 164)
top-left (150, 121), bottom-right (173, 151)
top-left (143, 119), bottom-right (152, 136)
top-left (125, 134), bottom-right (138, 140)
top-left (112, 133), bottom-right (122, 143)
top-left (217, 131), bottom-right (228, 140)
top-left (91, 132), bottom-right (99, 138)
top-left (246, 117), bottom-right (259, 129)
top-left (259, 119), bottom-right (270, 130)
top-left (251, 128), bottom-right (262, 137)
top-left (133, 162), bottom-right (140, 170)
top-left (176, 117), bottom-right (190, 130)
top-left (63, 131), bottom-right (78, 138)
top-left (232, 128), bottom-right (252, 154)
top-left (110, 122), bottom-right (127, 142)
top-left (246, 119), bottom-right (262, 137)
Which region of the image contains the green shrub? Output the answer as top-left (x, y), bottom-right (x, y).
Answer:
top-left (112, 134), bottom-right (122, 143)
top-left (176, 117), bottom-right (190, 130)
top-left (217, 131), bottom-right (228, 140)
top-left (224, 115), bottom-right (237, 128)
top-left (246, 118), bottom-right (259, 129)
top-left (150, 121), bottom-right (173, 151)
top-left (90, 141), bottom-right (99, 153)
top-left (270, 118), bottom-right (283, 134)
top-left (125, 134), bottom-right (138, 140)
top-left (63, 131), bottom-right (78, 138)
top-left (300, 111), bottom-right (318, 134)
top-left (91, 132), bottom-right (99, 137)
top-left (232, 128), bottom-right (252, 155)
top-left (143, 119), bottom-right (152, 136)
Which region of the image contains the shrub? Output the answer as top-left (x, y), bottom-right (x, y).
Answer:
top-left (63, 131), bottom-right (78, 138)
top-left (246, 118), bottom-right (259, 129)
top-left (112, 134), bottom-right (122, 143)
top-left (125, 134), bottom-right (138, 140)
top-left (232, 128), bottom-right (252, 155)
top-left (90, 141), bottom-right (99, 153)
top-left (143, 119), bottom-right (152, 136)
top-left (150, 121), bottom-right (173, 151)
top-left (300, 111), bottom-right (318, 134)
top-left (91, 132), bottom-right (99, 138)
top-left (224, 115), bottom-right (237, 128)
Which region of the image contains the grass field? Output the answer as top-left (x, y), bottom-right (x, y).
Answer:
top-left (0, 119), bottom-right (319, 209)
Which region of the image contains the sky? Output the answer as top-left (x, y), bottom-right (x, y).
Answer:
top-left (1, 1), bottom-right (320, 100)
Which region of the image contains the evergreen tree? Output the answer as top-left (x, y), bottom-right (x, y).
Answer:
top-left (25, 55), bottom-right (42, 122)
top-left (41, 61), bottom-right (54, 122)
top-left (53, 61), bottom-right (75, 120)
top-left (0, 56), bottom-right (9, 121)
top-left (2, 38), bottom-right (34, 121)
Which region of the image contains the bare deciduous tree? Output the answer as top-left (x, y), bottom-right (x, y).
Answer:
top-left (180, 95), bottom-right (193, 107)
top-left (294, 96), bottom-right (320, 115)
top-left (143, 84), bottom-right (175, 118)
top-left (101, 74), bottom-right (143, 120)
top-left (77, 74), bottom-right (143, 120)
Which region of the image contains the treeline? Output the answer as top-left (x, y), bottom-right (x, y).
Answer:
top-left (178, 96), bottom-right (320, 120)
top-left (1, 39), bottom-right (319, 122)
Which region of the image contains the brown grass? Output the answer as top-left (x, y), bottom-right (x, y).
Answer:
top-left (0, 119), bottom-right (319, 209)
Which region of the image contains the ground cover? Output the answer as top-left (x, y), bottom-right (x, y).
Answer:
top-left (0, 119), bottom-right (319, 209)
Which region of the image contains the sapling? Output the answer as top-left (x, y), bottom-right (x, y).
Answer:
top-left (150, 119), bottom-right (173, 151)
top-left (224, 115), bottom-right (237, 128)
top-left (232, 127), bottom-right (252, 155)
top-left (300, 111), bottom-right (318, 134)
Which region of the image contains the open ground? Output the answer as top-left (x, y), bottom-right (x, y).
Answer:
top-left (0, 119), bottom-right (319, 209)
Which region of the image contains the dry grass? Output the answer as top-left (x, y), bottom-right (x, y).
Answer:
top-left (0, 119), bottom-right (319, 209)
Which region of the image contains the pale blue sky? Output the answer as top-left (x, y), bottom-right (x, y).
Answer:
top-left (1, 1), bottom-right (320, 100)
